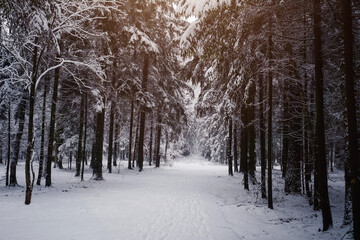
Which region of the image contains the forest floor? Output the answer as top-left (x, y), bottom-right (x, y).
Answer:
top-left (0, 155), bottom-right (351, 240)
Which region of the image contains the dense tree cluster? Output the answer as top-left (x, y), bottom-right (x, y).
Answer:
top-left (1, 0), bottom-right (188, 204)
top-left (1, 0), bottom-right (359, 238)
top-left (179, 0), bottom-right (359, 237)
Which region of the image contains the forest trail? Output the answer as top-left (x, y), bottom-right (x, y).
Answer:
top-left (0, 155), bottom-right (345, 240)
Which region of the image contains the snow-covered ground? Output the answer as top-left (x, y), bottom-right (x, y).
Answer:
top-left (0, 155), bottom-right (350, 240)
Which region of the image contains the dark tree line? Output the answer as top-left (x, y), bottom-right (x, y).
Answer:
top-left (179, 0), bottom-right (359, 237)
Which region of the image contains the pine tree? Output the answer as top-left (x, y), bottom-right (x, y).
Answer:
top-left (267, 1), bottom-right (274, 209)
top-left (313, 0), bottom-right (333, 230)
top-left (342, 0), bottom-right (360, 238)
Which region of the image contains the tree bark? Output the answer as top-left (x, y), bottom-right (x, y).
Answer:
top-left (107, 101), bottom-right (115, 173)
top-left (302, 9), bottom-right (313, 205)
top-left (149, 116), bottom-right (153, 166)
top-left (75, 94), bottom-right (84, 177)
top-left (313, 0), bottom-right (333, 230)
top-left (133, 112), bottom-right (140, 168)
top-left (281, 78), bottom-right (289, 179)
top-left (128, 99), bottom-right (134, 169)
top-left (55, 127), bottom-right (63, 169)
top-left (259, 74), bottom-right (267, 199)
top-left (10, 92), bottom-right (27, 186)
top-left (45, 56), bottom-right (61, 187)
top-left (81, 93), bottom-right (88, 181)
top-left (227, 117), bottom-right (233, 176)
top-left (113, 121), bottom-right (119, 167)
top-left (267, 6), bottom-right (274, 209)
top-left (342, 0), bottom-right (359, 237)
top-left (137, 54), bottom-right (149, 171)
top-left (155, 114), bottom-right (162, 168)
top-left (241, 94), bottom-right (249, 190)
top-left (164, 131), bottom-right (168, 162)
top-left (36, 83), bottom-right (47, 185)
top-left (233, 121), bottom-right (239, 173)
top-left (6, 100), bottom-right (11, 186)
top-left (247, 80), bottom-right (256, 183)
top-left (284, 44), bottom-right (302, 194)
top-left (25, 38), bottom-right (39, 204)
top-left (92, 107), bottom-right (105, 180)
top-left (344, 159), bottom-right (352, 225)
top-left (0, 139), bottom-right (2, 165)
top-left (304, 118), bottom-right (313, 203)
top-left (0, 137), bottom-right (2, 165)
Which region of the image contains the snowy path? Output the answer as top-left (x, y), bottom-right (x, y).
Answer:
top-left (0, 155), bottom-right (346, 240)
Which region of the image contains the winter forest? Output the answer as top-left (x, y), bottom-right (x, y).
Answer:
top-left (0, 0), bottom-right (359, 239)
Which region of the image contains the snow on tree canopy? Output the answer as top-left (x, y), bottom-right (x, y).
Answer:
top-left (178, 0), bottom-right (231, 17)
top-left (124, 26), bottom-right (159, 53)
top-left (180, 20), bottom-right (199, 49)
top-left (91, 89), bottom-right (104, 112)
top-left (29, 10), bottom-right (49, 33)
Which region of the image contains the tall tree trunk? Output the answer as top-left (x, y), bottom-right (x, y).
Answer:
top-left (10, 92), bottom-right (27, 186)
top-left (344, 159), bottom-right (352, 225)
top-left (302, 9), bottom-right (313, 205)
top-left (133, 112), bottom-right (140, 168)
top-left (286, 133), bottom-right (302, 193)
top-left (330, 143), bottom-right (334, 172)
top-left (155, 114), bottom-right (162, 168)
top-left (304, 118), bottom-right (313, 203)
top-left (313, 157), bottom-right (319, 210)
top-left (81, 93), bottom-right (88, 181)
top-left (0, 26), bottom-right (3, 166)
top-left (83, 93), bottom-right (88, 166)
top-left (69, 152), bottom-right (72, 169)
top-left (113, 121), bottom-right (119, 167)
top-left (313, 0), bottom-right (333, 230)
top-left (233, 121), bottom-right (239, 173)
top-left (91, 143), bottom-right (95, 169)
top-left (341, 46), bottom-right (352, 225)
top-left (164, 131), bottom-right (169, 163)
top-left (128, 99), bottom-right (134, 170)
top-left (149, 116), bottom-right (153, 166)
top-left (36, 83), bottom-right (47, 185)
top-left (137, 54), bottom-right (149, 171)
top-left (267, 5), bottom-right (274, 209)
top-left (227, 117), bottom-right (233, 176)
top-left (107, 101), bottom-right (115, 173)
top-left (6, 100), bottom-right (11, 186)
top-left (281, 78), bottom-right (289, 179)
top-left (284, 44), bottom-right (302, 194)
top-left (342, 0), bottom-right (359, 237)
top-left (75, 94), bottom-right (84, 177)
top-left (241, 97), bottom-right (249, 190)
top-left (259, 74), bottom-right (267, 199)
top-left (25, 38), bottom-right (39, 205)
top-left (45, 56), bottom-right (61, 187)
top-left (92, 107), bottom-right (105, 180)
top-left (0, 139), bottom-right (2, 165)
top-left (248, 80), bottom-right (256, 183)
top-left (55, 127), bottom-right (63, 169)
